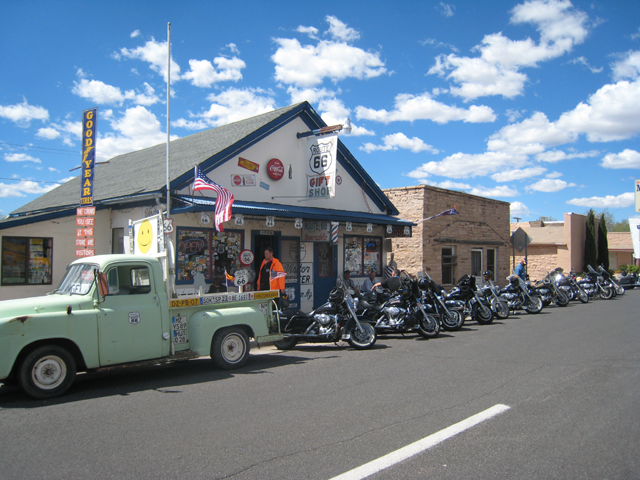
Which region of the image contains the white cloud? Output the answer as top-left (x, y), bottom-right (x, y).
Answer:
top-left (469, 185), bottom-right (520, 197)
top-left (97, 106), bottom-right (178, 160)
top-left (226, 43), bottom-right (240, 54)
top-left (567, 192), bottom-right (634, 209)
top-left (526, 178), bottom-right (576, 192)
top-left (195, 88), bottom-right (277, 127)
top-left (4, 153), bottom-right (41, 163)
top-left (428, 0), bottom-right (590, 100)
top-left (36, 127), bottom-right (61, 140)
top-left (355, 92), bottom-right (496, 124)
top-left (492, 167), bottom-right (547, 182)
top-left (272, 17), bottom-right (386, 88)
top-left (510, 201), bottom-right (531, 217)
top-left (72, 78), bottom-right (126, 105)
top-left (611, 50), bottom-right (640, 81)
top-left (0, 99), bottom-right (48, 125)
top-left (0, 179), bottom-right (59, 198)
top-left (437, 2), bottom-right (455, 17)
top-left (117, 38), bottom-right (181, 82)
top-left (569, 56), bottom-right (603, 74)
top-left (360, 132), bottom-right (438, 154)
top-left (130, 30), bottom-right (141, 38)
top-left (600, 149), bottom-right (640, 169)
top-left (182, 57), bottom-right (246, 87)
top-left (407, 151), bottom-right (528, 179)
top-left (325, 15), bottom-right (359, 42)
top-left (556, 78), bottom-right (640, 142)
top-left (297, 25), bottom-right (319, 39)
top-left (418, 179), bottom-right (472, 190)
top-left (534, 148), bottom-right (599, 162)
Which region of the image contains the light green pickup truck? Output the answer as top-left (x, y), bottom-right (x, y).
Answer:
top-left (0, 254), bottom-right (281, 399)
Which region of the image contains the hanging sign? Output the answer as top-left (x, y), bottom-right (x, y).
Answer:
top-left (302, 221), bottom-right (330, 242)
top-left (305, 132), bottom-right (337, 198)
top-left (80, 108), bottom-right (97, 206)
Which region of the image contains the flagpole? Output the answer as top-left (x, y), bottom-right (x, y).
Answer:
top-left (166, 22), bottom-right (171, 217)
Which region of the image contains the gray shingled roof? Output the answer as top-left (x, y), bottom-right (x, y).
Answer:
top-left (10, 103), bottom-right (304, 215)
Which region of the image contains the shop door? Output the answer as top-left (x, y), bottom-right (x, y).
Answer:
top-left (314, 242), bottom-right (337, 309)
top-left (280, 237), bottom-right (301, 309)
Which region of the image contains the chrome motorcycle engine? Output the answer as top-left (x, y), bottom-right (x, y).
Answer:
top-left (314, 313), bottom-right (337, 335)
top-left (383, 306), bottom-right (407, 325)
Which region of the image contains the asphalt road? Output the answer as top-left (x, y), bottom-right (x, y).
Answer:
top-left (1, 291), bottom-right (639, 480)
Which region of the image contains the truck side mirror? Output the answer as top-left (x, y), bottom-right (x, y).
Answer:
top-left (97, 272), bottom-right (109, 300)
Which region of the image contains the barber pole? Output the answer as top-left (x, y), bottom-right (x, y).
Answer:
top-left (331, 221), bottom-right (339, 244)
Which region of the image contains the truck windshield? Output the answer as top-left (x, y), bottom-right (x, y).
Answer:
top-left (55, 264), bottom-right (96, 295)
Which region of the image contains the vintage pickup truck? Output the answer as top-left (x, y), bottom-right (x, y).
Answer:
top-left (0, 254), bottom-right (281, 399)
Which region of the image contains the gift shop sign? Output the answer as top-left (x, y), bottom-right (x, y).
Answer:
top-left (305, 133), bottom-right (337, 198)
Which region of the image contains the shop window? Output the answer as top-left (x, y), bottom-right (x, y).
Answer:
top-left (175, 227), bottom-right (243, 285)
top-left (471, 249), bottom-right (483, 278)
top-left (487, 249), bottom-right (496, 280)
top-left (441, 246), bottom-right (456, 285)
top-left (1, 237), bottom-right (53, 286)
top-left (344, 236), bottom-right (382, 276)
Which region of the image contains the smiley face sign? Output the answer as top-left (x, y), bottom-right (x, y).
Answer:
top-left (135, 218), bottom-right (157, 255)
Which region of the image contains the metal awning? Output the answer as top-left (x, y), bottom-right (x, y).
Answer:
top-left (172, 195), bottom-right (414, 226)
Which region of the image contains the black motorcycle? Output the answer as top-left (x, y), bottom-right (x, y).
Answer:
top-left (554, 269), bottom-right (589, 303)
top-left (498, 275), bottom-right (544, 314)
top-left (446, 274), bottom-right (494, 324)
top-left (599, 265), bottom-right (624, 296)
top-left (478, 278), bottom-right (510, 319)
top-left (617, 271), bottom-right (639, 290)
top-left (358, 271), bottom-right (441, 338)
top-left (273, 278), bottom-right (377, 350)
top-left (533, 268), bottom-right (569, 307)
top-left (578, 265), bottom-right (614, 299)
top-left (418, 272), bottom-right (466, 331)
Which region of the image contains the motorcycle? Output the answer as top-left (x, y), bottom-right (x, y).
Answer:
top-left (533, 268), bottom-right (569, 307)
top-left (554, 269), bottom-right (589, 303)
top-left (358, 271), bottom-right (441, 339)
top-left (446, 274), bottom-right (494, 324)
top-left (498, 275), bottom-right (544, 314)
top-left (273, 278), bottom-right (377, 350)
top-left (478, 273), bottom-right (510, 319)
top-left (617, 271), bottom-right (639, 290)
top-left (578, 265), bottom-right (614, 300)
top-left (599, 265), bottom-right (624, 296)
top-left (418, 272), bottom-right (466, 331)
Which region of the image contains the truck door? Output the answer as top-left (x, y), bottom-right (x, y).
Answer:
top-left (98, 263), bottom-right (164, 365)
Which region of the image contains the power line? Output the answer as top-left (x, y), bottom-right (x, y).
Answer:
top-left (0, 141), bottom-right (78, 156)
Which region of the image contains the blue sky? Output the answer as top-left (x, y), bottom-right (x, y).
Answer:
top-left (1, 0), bottom-right (639, 223)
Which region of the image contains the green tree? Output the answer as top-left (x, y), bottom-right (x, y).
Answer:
top-left (597, 214), bottom-right (609, 270)
top-left (613, 219), bottom-right (630, 232)
top-left (584, 209), bottom-right (597, 271)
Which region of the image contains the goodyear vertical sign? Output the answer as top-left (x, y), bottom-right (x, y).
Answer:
top-left (80, 108), bottom-right (97, 206)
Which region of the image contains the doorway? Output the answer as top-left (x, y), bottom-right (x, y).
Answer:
top-left (252, 232), bottom-right (280, 290)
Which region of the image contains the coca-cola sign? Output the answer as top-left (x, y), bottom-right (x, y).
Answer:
top-left (267, 158), bottom-right (284, 181)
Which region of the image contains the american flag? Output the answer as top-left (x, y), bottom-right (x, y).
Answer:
top-left (193, 166), bottom-right (234, 231)
top-left (419, 206), bottom-right (459, 223)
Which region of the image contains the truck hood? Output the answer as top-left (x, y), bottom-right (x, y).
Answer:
top-left (0, 294), bottom-right (89, 323)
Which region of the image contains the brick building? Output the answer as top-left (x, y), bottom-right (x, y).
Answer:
top-left (383, 185), bottom-right (511, 285)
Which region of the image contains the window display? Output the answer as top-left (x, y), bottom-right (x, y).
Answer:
top-left (344, 236), bottom-right (381, 276)
top-left (1, 237), bottom-right (53, 285)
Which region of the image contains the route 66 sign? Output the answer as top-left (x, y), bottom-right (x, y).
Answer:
top-left (294, 218), bottom-right (303, 229)
top-left (266, 216), bottom-right (275, 228)
top-left (239, 249), bottom-right (254, 266)
top-left (345, 222), bottom-right (352, 232)
top-left (200, 212), bottom-right (210, 225)
top-left (367, 223), bottom-right (373, 233)
top-left (234, 270), bottom-right (249, 287)
top-left (234, 214), bottom-right (244, 226)
top-left (387, 225), bottom-right (393, 234)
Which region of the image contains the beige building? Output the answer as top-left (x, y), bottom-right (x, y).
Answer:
top-left (509, 213), bottom-right (634, 281)
top-left (383, 185), bottom-right (511, 285)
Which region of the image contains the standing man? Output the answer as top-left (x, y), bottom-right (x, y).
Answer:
top-left (257, 247), bottom-right (285, 294)
top-left (514, 258), bottom-right (527, 282)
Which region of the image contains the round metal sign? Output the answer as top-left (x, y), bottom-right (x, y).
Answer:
top-left (267, 158), bottom-right (284, 181)
top-left (239, 249), bottom-right (254, 266)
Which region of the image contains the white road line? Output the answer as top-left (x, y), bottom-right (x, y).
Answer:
top-left (330, 404), bottom-right (511, 480)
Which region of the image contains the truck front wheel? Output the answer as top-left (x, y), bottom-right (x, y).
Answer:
top-left (211, 327), bottom-right (250, 370)
top-left (18, 345), bottom-right (77, 399)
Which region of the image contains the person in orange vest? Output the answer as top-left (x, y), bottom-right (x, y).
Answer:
top-left (257, 247), bottom-right (285, 293)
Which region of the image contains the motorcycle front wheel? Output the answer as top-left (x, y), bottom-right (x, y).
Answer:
top-left (578, 289), bottom-right (589, 303)
top-left (600, 285), bottom-right (614, 300)
top-left (418, 313), bottom-right (441, 338)
top-left (492, 298), bottom-right (510, 319)
top-left (441, 310), bottom-right (464, 331)
top-left (473, 302), bottom-right (494, 324)
top-left (524, 295), bottom-right (543, 313)
top-left (554, 290), bottom-right (569, 307)
top-left (347, 322), bottom-right (377, 349)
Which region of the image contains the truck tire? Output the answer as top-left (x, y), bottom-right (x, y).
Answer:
top-left (18, 345), bottom-right (77, 399)
top-left (211, 327), bottom-right (250, 370)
